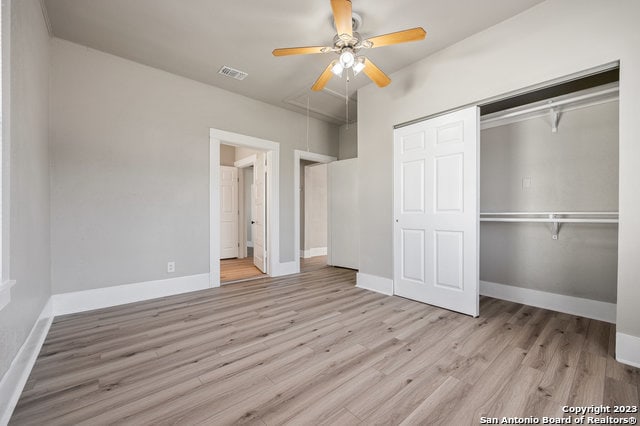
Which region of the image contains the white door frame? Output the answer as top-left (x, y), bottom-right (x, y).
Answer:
top-left (210, 129), bottom-right (280, 288)
top-left (234, 154), bottom-right (257, 258)
top-left (293, 150), bottom-right (337, 273)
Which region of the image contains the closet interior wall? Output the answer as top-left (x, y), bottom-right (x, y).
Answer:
top-left (479, 99), bottom-right (619, 304)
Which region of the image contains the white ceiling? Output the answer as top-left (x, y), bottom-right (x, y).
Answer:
top-left (42, 0), bottom-right (544, 125)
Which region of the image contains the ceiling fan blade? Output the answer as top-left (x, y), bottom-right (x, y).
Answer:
top-left (363, 58), bottom-right (391, 88)
top-left (312, 61), bottom-right (337, 91)
top-left (364, 27), bottom-right (426, 48)
top-left (331, 0), bottom-right (353, 38)
top-left (272, 46), bottom-right (332, 56)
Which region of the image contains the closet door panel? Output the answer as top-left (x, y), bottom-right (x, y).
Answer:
top-left (394, 106), bottom-right (479, 317)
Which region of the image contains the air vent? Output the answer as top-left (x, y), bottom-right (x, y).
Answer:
top-left (218, 65), bottom-right (248, 81)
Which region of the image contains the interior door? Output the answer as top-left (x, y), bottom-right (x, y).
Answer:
top-left (252, 152), bottom-right (267, 273)
top-left (220, 166), bottom-right (239, 259)
top-left (393, 106), bottom-right (479, 316)
top-left (327, 159), bottom-right (359, 269)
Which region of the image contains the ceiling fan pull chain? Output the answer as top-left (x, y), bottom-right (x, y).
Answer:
top-left (346, 74), bottom-right (349, 129)
top-left (306, 95), bottom-right (311, 152)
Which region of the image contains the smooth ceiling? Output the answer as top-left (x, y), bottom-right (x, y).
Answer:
top-left (42, 0), bottom-right (544, 124)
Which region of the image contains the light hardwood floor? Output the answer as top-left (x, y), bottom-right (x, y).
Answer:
top-left (11, 265), bottom-right (640, 425)
top-left (220, 255), bottom-right (327, 284)
top-left (220, 257), bottom-right (265, 283)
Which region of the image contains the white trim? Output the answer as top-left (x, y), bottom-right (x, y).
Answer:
top-left (272, 261), bottom-right (297, 277)
top-left (53, 274), bottom-right (210, 316)
top-left (0, 297), bottom-right (54, 425)
top-left (210, 129), bottom-right (284, 287)
top-left (0, 279), bottom-right (15, 311)
top-left (356, 273), bottom-right (394, 296)
top-left (300, 247), bottom-right (327, 258)
top-left (615, 332), bottom-right (640, 368)
top-left (293, 150), bottom-right (336, 274)
top-left (480, 280), bottom-right (616, 324)
top-left (233, 154), bottom-right (257, 169)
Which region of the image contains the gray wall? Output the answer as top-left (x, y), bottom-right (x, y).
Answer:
top-left (357, 0), bottom-right (640, 337)
top-left (50, 38), bottom-right (338, 294)
top-left (338, 123), bottom-right (357, 160)
top-left (0, 0), bottom-right (51, 378)
top-left (219, 144), bottom-right (235, 166)
top-left (304, 163), bottom-right (327, 251)
top-left (480, 102), bottom-right (619, 302)
top-left (299, 159), bottom-right (315, 251)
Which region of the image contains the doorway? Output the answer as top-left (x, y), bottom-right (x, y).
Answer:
top-left (218, 144), bottom-right (269, 284)
top-left (300, 161), bottom-right (328, 271)
top-left (293, 150), bottom-right (336, 274)
top-left (209, 129), bottom-right (281, 288)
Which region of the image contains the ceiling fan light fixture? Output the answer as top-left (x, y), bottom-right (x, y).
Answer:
top-left (352, 56), bottom-right (366, 75)
top-left (339, 49), bottom-right (355, 69)
top-left (331, 61), bottom-right (345, 77)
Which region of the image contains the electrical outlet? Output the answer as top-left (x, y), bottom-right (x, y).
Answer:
top-left (167, 261), bottom-right (175, 273)
top-left (522, 177), bottom-right (532, 189)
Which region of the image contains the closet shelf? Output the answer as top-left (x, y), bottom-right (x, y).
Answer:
top-left (480, 84), bottom-right (619, 131)
top-left (479, 212), bottom-right (619, 240)
top-left (480, 217), bottom-right (619, 223)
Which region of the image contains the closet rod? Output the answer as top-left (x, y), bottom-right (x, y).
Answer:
top-left (481, 86), bottom-right (618, 124)
top-left (480, 211), bottom-right (618, 216)
top-left (480, 218), bottom-right (618, 223)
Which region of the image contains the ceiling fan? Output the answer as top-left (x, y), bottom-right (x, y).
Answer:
top-left (272, 0), bottom-right (426, 91)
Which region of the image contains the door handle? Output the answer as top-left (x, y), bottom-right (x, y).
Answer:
top-left (251, 221), bottom-right (256, 224)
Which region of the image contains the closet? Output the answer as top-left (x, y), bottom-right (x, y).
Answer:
top-left (393, 67), bottom-right (619, 320)
top-left (479, 74), bottom-right (619, 321)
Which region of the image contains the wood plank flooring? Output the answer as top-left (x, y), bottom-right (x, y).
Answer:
top-left (220, 257), bottom-right (265, 283)
top-left (11, 265), bottom-right (639, 425)
top-left (220, 255), bottom-right (326, 283)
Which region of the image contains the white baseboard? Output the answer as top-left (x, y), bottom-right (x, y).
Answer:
top-left (53, 273), bottom-right (210, 316)
top-left (480, 280), bottom-right (616, 324)
top-left (356, 273), bottom-right (393, 296)
top-left (616, 332), bottom-right (640, 368)
top-left (300, 247), bottom-right (327, 259)
top-left (272, 261), bottom-right (298, 277)
top-left (0, 297), bottom-right (54, 425)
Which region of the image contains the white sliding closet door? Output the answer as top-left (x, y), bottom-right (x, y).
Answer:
top-left (393, 106), bottom-right (479, 317)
